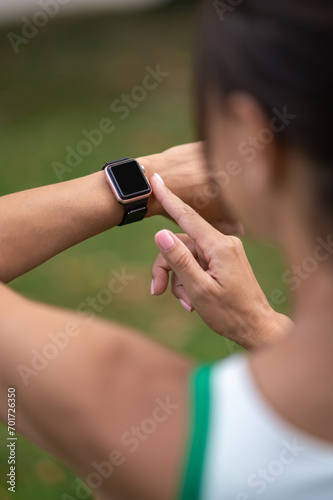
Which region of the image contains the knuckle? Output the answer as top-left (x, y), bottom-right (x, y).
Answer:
top-left (171, 282), bottom-right (182, 299)
top-left (171, 271), bottom-right (180, 292)
top-left (225, 235), bottom-right (243, 253)
top-left (172, 249), bottom-right (192, 273)
top-left (182, 202), bottom-right (196, 215)
top-left (151, 256), bottom-right (162, 274)
top-left (152, 254), bottom-right (169, 278)
top-left (177, 203), bottom-right (197, 224)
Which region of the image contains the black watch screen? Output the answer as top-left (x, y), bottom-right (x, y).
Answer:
top-left (108, 160), bottom-right (151, 201)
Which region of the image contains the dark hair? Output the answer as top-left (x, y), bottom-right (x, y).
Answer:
top-left (196, 0), bottom-right (333, 214)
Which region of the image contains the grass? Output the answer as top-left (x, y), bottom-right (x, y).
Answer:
top-left (0, 3), bottom-right (290, 498)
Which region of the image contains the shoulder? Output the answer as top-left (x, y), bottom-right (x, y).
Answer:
top-left (181, 349), bottom-right (333, 500)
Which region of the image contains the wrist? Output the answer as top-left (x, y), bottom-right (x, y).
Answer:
top-left (88, 171), bottom-right (124, 227)
top-left (137, 151), bottom-right (206, 218)
top-left (251, 309), bottom-right (293, 350)
top-left (227, 301), bottom-right (293, 351)
top-left (136, 153), bottom-right (163, 218)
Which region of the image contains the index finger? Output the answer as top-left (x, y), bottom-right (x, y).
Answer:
top-left (151, 173), bottom-right (224, 246)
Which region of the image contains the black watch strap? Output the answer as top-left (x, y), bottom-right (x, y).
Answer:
top-left (118, 199), bottom-right (148, 226)
top-left (102, 158), bottom-right (148, 226)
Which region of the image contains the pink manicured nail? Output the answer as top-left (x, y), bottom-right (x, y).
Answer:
top-left (150, 279), bottom-right (155, 295)
top-left (179, 299), bottom-right (192, 312)
top-left (153, 173), bottom-right (165, 185)
top-left (155, 230), bottom-right (175, 251)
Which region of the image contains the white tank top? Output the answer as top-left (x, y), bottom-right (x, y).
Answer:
top-left (199, 354), bottom-right (333, 500)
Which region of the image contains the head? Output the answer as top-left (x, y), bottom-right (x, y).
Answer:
top-left (196, 0), bottom-right (333, 251)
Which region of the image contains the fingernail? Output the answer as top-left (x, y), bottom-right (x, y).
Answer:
top-left (179, 299), bottom-right (192, 313)
top-left (153, 173), bottom-right (165, 185)
top-left (150, 279), bottom-right (155, 295)
top-left (155, 230), bottom-right (175, 251)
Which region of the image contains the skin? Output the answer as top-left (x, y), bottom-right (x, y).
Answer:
top-left (0, 141), bottom-right (283, 500)
top-left (152, 92), bottom-right (333, 445)
top-left (205, 93), bottom-right (333, 443)
top-left (0, 142), bottom-right (241, 284)
top-left (0, 88), bottom-right (331, 499)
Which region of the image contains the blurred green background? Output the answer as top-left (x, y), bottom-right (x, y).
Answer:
top-left (0, 1), bottom-right (290, 498)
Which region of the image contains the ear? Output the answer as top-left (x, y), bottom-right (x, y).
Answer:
top-left (225, 91), bottom-right (283, 193)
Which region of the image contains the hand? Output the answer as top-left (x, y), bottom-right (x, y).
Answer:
top-left (150, 174), bottom-right (293, 351)
top-left (140, 142), bottom-right (243, 235)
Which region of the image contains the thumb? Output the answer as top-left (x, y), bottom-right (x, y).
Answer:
top-left (154, 229), bottom-right (210, 294)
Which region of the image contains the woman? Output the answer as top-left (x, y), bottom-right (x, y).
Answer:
top-left (1, 0), bottom-right (333, 499)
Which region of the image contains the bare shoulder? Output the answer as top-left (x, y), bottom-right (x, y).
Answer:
top-left (250, 331), bottom-right (333, 443)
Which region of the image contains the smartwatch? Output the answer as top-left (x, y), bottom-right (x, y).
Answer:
top-left (102, 157), bottom-right (152, 226)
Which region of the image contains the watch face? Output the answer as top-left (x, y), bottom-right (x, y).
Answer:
top-left (107, 160), bottom-right (151, 201)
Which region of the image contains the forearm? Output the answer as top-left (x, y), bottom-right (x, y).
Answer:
top-left (0, 155), bottom-right (159, 283)
top-left (0, 142), bottom-right (224, 283)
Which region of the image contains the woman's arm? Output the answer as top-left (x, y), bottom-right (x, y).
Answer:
top-left (0, 283), bottom-right (192, 500)
top-left (0, 170), bottom-right (123, 283)
top-left (0, 143), bottom-right (238, 283)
